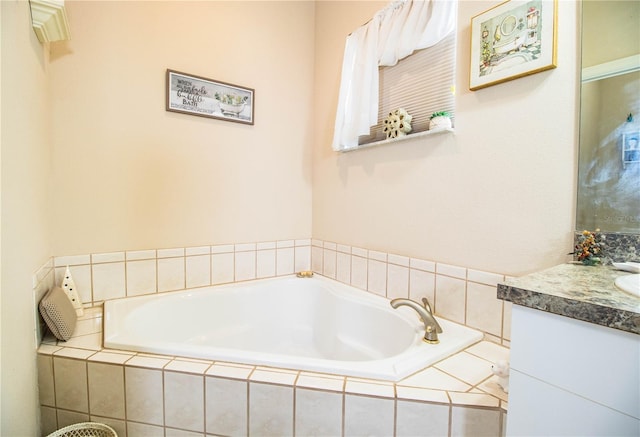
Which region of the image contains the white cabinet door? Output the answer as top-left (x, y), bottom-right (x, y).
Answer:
top-left (507, 369), bottom-right (639, 436)
top-left (507, 305), bottom-right (640, 436)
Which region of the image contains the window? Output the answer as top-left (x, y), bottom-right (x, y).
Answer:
top-left (358, 32), bottom-right (456, 146)
top-left (331, 0), bottom-right (458, 152)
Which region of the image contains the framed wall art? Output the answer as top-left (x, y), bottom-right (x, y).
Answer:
top-left (166, 69), bottom-right (254, 125)
top-left (469, 0), bottom-right (557, 91)
top-left (622, 131), bottom-right (639, 168)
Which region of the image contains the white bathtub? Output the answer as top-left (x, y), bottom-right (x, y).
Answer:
top-left (104, 275), bottom-right (482, 380)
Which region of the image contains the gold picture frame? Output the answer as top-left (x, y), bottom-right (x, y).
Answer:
top-left (469, 0), bottom-right (557, 91)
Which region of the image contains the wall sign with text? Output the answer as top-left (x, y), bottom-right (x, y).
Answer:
top-left (166, 69), bottom-right (254, 125)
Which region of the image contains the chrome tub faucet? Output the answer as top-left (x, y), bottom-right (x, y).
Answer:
top-left (390, 297), bottom-right (442, 344)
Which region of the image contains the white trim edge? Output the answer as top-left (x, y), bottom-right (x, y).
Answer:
top-left (30, 0), bottom-right (71, 43)
top-left (582, 54), bottom-right (640, 83)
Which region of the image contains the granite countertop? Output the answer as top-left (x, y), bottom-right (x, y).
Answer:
top-left (497, 263), bottom-right (640, 335)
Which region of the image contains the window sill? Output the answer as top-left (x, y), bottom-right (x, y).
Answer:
top-left (339, 128), bottom-right (454, 152)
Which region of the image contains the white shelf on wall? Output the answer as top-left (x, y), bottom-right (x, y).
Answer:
top-left (30, 0), bottom-right (71, 43)
top-left (339, 128), bottom-right (454, 153)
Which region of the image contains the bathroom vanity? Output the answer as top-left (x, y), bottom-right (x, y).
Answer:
top-left (498, 264), bottom-right (640, 436)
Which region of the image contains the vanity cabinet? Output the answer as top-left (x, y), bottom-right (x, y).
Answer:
top-left (498, 264), bottom-right (640, 436)
top-left (508, 305), bottom-right (639, 436)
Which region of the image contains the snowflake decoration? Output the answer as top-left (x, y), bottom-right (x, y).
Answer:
top-left (383, 108), bottom-right (412, 139)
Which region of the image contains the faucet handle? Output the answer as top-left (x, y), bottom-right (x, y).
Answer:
top-left (421, 297), bottom-right (443, 333)
top-left (421, 297), bottom-right (437, 316)
top-left (421, 297), bottom-right (432, 312)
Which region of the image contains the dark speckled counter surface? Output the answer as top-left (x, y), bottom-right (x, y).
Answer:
top-left (497, 263), bottom-right (640, 335)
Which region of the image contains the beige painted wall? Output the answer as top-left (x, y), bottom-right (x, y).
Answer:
top-left (49, 1), bottom-right (314, 255)
top-left (1, 1), bottom-right (53, 434)
top-left (313, 1), bottom-right (579, 277)
top-left (582, 0), bottom-right (640, 67)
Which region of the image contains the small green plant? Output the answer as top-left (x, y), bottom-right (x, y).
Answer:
top-left (430, 111), bottom-right (451, 119)
top-left (215, 92), bottom-right (248, 105)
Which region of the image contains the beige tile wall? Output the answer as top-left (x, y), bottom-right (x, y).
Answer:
top-left (35, 239), bottom-right (312, 307)
top-left (311, 239), bottom-right (511, 345)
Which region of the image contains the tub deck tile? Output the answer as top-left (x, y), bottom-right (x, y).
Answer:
top-left (37, 344), bottom-right (63, 355)
top-left (165, 359), bottom-right (212, 374)
top-left (52, 347), bottom-right (96, 360)
top-left (296, 372), bottom-right (345, 392)
top-left (89, 351), bottom-right (134, 364)
top-left (396, 386), bottom-right (450, 404)
top-left (60, 332), bottom-right (102, 350)
top-left (207, 363), bottom-right (254, 379)
top-left (136, 352), bottom-right (176, 360)
top-left (345, 379), bottom-right (394, 398)
top-left (174, 356), bottom-right (214, 365)
top-left (465, 340), bottom-right (511, 363)
top-left (449, 391), bottom-right (500, 408)
top-left (37, 337), bottom-right (510, 437)
top-left (251, 368), bottom-right (298, 385)
top-left (74, 317), bottom-right (102, 336)
top-left (126, 355), bottom-right (172, 369)
top-left (78, 306), bottom-right (103, 319)
top-left (478, 375), bottom-right (509, 402)
top-left (398, 367), bottom-right (471, 392)
top-left (37, 307), bottom-right (511, 431)
top-left (434, 351), bottom-right (494, 386)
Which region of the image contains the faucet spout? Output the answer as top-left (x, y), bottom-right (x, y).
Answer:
top-left (390, 298), bottom-right (442, 344)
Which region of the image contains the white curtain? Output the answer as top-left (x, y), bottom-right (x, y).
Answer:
top-left (332, 0), bottom-right (457, 151)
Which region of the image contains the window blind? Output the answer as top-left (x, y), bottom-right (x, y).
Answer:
top-left (358, 32), bottom-right (456, 145)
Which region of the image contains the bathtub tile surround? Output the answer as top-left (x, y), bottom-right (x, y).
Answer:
top-left (36, 237), bottom-right (510, 345)
top-left (165, 371), bottom-right (205, 432)
top-left (87, 362), bottom-right (126, 419)
top-left (467, 282), bottom-right (505, 337)
top-left (250, 378), bottom-right (294, 435)
top-left (38, 312), bottom-right (508, 436)
top-left (296, 386), bottom-right (343, 436)
top-left (35, 237), bottom-right (513, 435)
top-left (186, 250), bottom-right (210, 288)
top-left (206, 374), bottom-right (249, 436)
top-left (311, 239), bottom-right (511, 345)
top-left (126, 258), bottom-right (156, 296)
top-left (125, 366), bottom-right (164, 425)
top-left (92, 262), bottom-right (126, 302)
top-left (41, 239), bottom-right (312, 309)
top-left (345, 394), bottom-right (395, 436)
top-left (397, 400), bottom-right (450, 436)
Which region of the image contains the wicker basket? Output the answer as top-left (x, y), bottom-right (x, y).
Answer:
top-left (46, 422), bottom-right (117, 437)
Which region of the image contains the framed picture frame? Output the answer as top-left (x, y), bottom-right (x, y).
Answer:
top-left (469, 0), bottom-right (557, 91)
top-left (166, 69), bottom-right (254, 125)
top-left (622, 131), bottom-right (640, 168)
